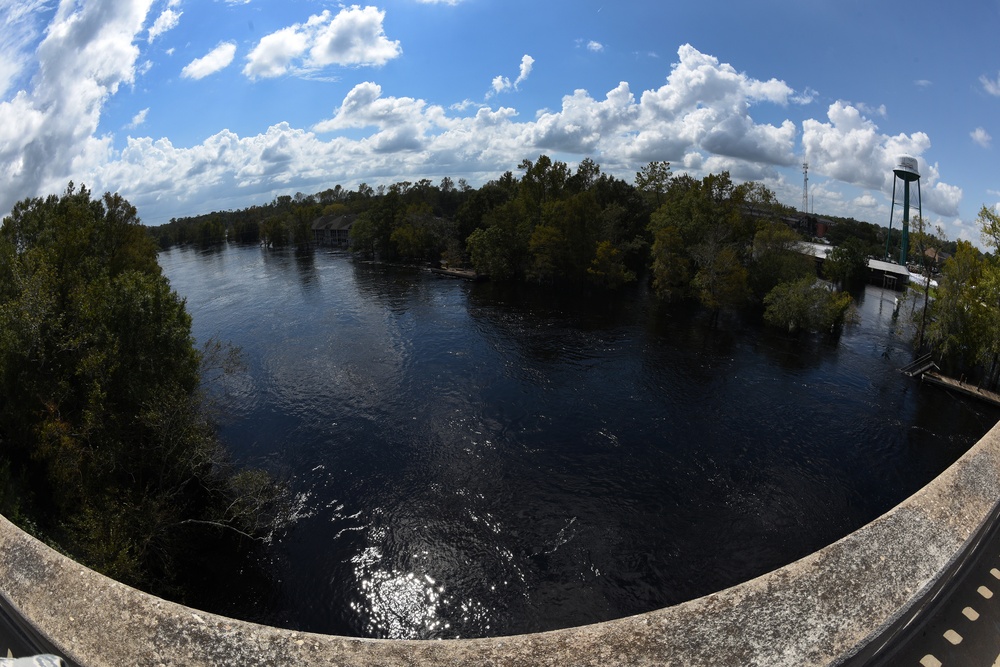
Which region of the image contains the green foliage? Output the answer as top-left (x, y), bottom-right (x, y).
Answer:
top-left (588, 240), bottom-right (636, 288)
top-left (649, 224), bottom-right (692, 301)
top-left (749, 222), bottom-right (813, 298)
top-left (692, 244), bottom-right (750, 311)
top-left (921, 209), bottom-right (1000, 388)
top-left (823, 237), bottom-right (869, 291)
top-left (527, 223), bottom-right (566, 283)
top-left (0, 184), bottom-right (278, 596)
top-left (259, 215), bottom-right (290, 247)
top-left (635, 160), bottom-right (672, 208)
top-left (924, 240), bottom-right (987, 369)
top-left (467, 199), bottom-right (531, 280)
top-left (646, 171), bottom-right (768, 313)
top-left (389, 205), bottom-right (454, 262)
top-left (150, 156), bottom-right (650, 287)
top-left (763, 278), bottom-right (855, 334)
top-left (980, 205), bottom-right (1000, 251)
top-left (823, 216), bottom-right (885, 257)
top-left (348, 213), bottom-right (378, 256)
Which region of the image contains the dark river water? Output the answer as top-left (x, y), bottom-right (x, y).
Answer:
top-left (159, 243), bottom-right (999, 640)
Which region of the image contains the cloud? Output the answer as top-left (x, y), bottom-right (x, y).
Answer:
top-left (313, 81), bottom-right (437, 153)
top-left (803, 101), bottom-right (922, 190)
top-left (489, 54), bottom-right (534, 97)
top-left (242, 26), bottom-right (308, 79)
top-left (243, 6), bottom-right (401, 80)
top-left (981, 72), bottom-right (1000, 97)
top-left (855, 102), bottom-right (887, 118)
top-left (415, 0), bottom-right (464, 4)
top-left (971, 127), bottom-right (992, 148)
top-left (528, 82), bottom-right (638, 154)
top-left (148, 7), bottom-right (182, 42)
top-left (791, 87), bottom-right (818, 105)
top-left (108, 44), bottom-right (812, 221)
top-left (625, 44), bottom-right (798, 165)
top-left (0, 21), bottom-right (967, 235)
top-left (801, 101), bottom-right (961, 216)
top-left (181, 42), bottom-right (236, 79)
top-left (914, 79), bottom-right (932, 89)
top-left (127, 108), bottom-right (149, 129)
top-left (0, 0), bottom-right (50, 98)
top-left (852, 193), bottom-right (879, 209)
top-left (587, 41), bottom-right (604, 53)
top-left (0, 0), bottom-right (150, 208)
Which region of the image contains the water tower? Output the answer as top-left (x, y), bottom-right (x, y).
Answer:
top-left (884, 155), bottom-right (922, 265)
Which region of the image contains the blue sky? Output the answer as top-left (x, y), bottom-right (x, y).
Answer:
top-left (2, 0), bottom-right (998, 243)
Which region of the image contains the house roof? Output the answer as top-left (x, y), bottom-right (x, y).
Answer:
top-left (311, 214), bottom-right (356, 231)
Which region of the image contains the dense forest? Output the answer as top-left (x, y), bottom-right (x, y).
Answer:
top-left (0, 185), bottom-right (280, 607)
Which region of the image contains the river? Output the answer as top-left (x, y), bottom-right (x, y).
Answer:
top-left (159, 243), bottom-right (999, 639)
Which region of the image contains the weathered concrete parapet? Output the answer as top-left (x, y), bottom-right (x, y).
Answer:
top-left (3, 421), bottom-right (1000, 666)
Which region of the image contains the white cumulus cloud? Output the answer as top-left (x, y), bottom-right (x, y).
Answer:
top-left (243, 6), bottom-right (401, 80)
top-left (181, 42), bottom-right (236, 79)
top-left (801, 100), bottom-right (960, 216)
top-left (625, 44), bottom-right (798, 165)
top-left (0, 0), bottom-right (151, 209)
top-left (0, 17), bottom-right (967, 236)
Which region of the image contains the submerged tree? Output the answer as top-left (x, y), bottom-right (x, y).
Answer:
top-left (763, 277), bottom-right (855, 334)
top-left (823, 237), bottom-right (869, 291)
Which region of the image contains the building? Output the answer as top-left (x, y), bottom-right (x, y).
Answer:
top-left (311, 214), bottom-right (356, 248)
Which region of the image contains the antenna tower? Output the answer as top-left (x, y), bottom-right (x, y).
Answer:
top-left (801, 162), bottom-right (809, 214)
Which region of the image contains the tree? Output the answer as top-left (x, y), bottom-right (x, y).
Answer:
top-left (649, 223), bottom-right (692, 301)
top-left (635, 161), bottom-right (671, 209)
top-left (923, 240), bottom-right (985, 370)
top-left (466, 199), bottom-right (531, 280)
top-left (749, 222), bottom-right (813, 298)
top-left (823, 237), bottom-right (869, 291)
top-left (691, 243), bottom-right (749, 314)
top-left (0, 184), bottom-right (278, 596)
top-left (647, 172), bottom-right (759, 315)
top-left (979, 205), bottom-right (1000, 250)
top-left (763, 278), bottom-right (855, 334)
top-left (588, 240), bottom-right (636, 289)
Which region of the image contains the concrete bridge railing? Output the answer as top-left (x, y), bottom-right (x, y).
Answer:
top-left (3, 421), bottom-right (1000, 666)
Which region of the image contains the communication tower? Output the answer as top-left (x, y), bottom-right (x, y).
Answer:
top-left (884, 156), bottom-right (922, 265)
top-left (802, 162), bottom-right (809, 214)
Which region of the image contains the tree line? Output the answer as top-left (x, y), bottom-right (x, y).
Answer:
top-left (155, 156), bottom-right (874, 333)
